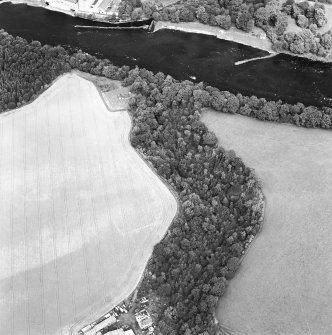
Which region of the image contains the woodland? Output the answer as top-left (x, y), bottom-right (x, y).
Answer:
top-left (0, 30), bottom-right (331, 333)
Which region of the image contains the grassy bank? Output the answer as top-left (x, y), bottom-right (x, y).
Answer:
top-left (203, 109), bottom-right (332, 335)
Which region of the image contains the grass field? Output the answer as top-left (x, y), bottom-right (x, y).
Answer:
top-left (0, 73), bottom-right (177, 335)
top-left (202, 109), bottom-right (332, 335)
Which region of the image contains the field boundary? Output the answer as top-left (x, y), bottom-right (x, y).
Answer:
top-left (0, 72), bottom-right (71, 118)
top-left (68, 72), bottom-right (180, 335)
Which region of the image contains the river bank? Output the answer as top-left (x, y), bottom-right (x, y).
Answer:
top-left (3, 0), bottom-right (331, 63)
top-left (1, 2), bottom-right (331, 108)
top-left (154, 21), bottom-right (275, 54)
top-left (154, 21), bottom-right (332, 64)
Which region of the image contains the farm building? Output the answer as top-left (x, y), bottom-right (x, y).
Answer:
top-left (97, 0), bottom-right (113, 13)
top-left (124, 330), bottom-right (135, 335)
top-left (104, 329), bottom-right (135, 335)
top-left (93, 315), bottom-right (117, 333)
top-left (79, 324), bottom-right (92, 334)
top-left (140, 297), bottom-right (148, 304)
top-left (47, 0), bottom-right (78, 10)
top-left (104, 329), bottom-right (124, 335)
top-left (135, 314), bottom-right (153, 330)
top-left (80, 315), bottom-right (117, 335)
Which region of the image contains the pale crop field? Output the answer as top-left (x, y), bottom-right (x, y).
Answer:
top-left (0, 73), bottom-right (177, 335)
top-left (202, 109), bottom-right (332, 335)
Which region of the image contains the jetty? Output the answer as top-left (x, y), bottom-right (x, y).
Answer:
top-left (235, 53), bottom-right (277, 66)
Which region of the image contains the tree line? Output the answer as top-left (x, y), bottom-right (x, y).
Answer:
top-left (1, 30), bottom-right (331, 129)
top-left (0, 32), bottom-right (70, 111)
top-left (125, 67), bottom-right (264, 335)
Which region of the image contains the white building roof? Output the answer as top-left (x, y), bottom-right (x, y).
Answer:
top-left (98, 0), bottom-right (112, 12)
top-left (93, 315), bottom-right (117, 333)
top-left (135, 314), bottom-right (153, 329)
top-left (124, 330), bottom-right (135, 335)
top-left (105, 329), bottom-right (125, 335)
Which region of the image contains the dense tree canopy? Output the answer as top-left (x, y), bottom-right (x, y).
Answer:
top-left (276, 0), bottom-right (332, 56)
top-left (0, 30), bottom-right (130, 113)
top-left (0, 32), bottom-right (70, 111)
top-left (125, 69), bottom-right (264, 334)
top-left (152, 0), bottom-right (263, 31)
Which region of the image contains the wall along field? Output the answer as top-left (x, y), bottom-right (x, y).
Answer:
top-left (0, 73), bottom-right (177, 335)
top-left (202, 110), bottom-right (332, 335)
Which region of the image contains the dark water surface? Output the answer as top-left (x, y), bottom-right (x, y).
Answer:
top-left (0, 2), bottom-right (331, 107)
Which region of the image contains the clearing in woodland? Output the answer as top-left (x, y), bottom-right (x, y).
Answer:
top-left (202, 109), bottom-right (332, 335)
top-left (0, 73), bottom-right (177, 335)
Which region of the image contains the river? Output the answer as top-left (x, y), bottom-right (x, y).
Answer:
top-left (0, 2), bottom-right (331, 107)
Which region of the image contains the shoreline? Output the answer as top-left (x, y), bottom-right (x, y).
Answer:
top-left (154, 21), bottom-right (275, 54)
top-left (2, 1), bottom-right (331, 63)
top-left (154, 21), bottom-right (332, 64)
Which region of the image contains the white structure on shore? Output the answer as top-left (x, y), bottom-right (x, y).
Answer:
top-left (46, 0), bottom-right (78, 11)
top-left (46, 0), bottom-right (118, 15)
top-left (79, 315), bottom-right (117, 335)
top-left (102, 329), bottom-right (135, 335)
